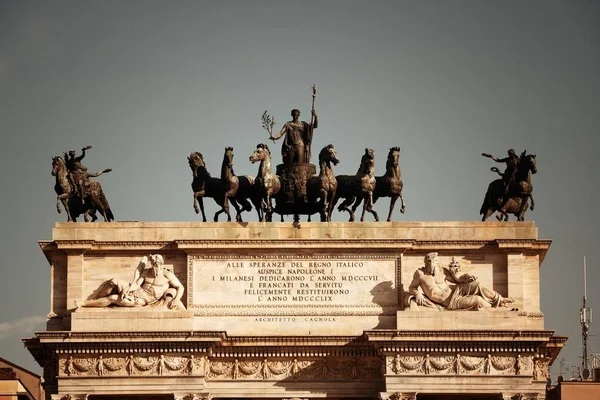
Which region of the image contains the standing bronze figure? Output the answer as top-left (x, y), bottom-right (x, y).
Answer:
top-left (480, 150), bottom-right (537, 221)
top-left (268, 85), bottom-right (318, 165)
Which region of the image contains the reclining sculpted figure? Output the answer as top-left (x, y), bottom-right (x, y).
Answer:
top-left (407, 252), bottom-right (514, 311)
top-left (76, 254), bottom-right (185, 310)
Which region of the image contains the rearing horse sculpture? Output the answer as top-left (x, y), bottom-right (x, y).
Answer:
top-left (333, 148), bottom-right (377, 222)
top-left (306, 144), bottom-right (339, 222)
top-left (480, 151), bottom-right (537, 221)
top-left (249, 143), bottom-right (281, 222)
top-left (351, 146), bottom-right (406, 222)
top-left (52, 156), bottom-right (114, 222)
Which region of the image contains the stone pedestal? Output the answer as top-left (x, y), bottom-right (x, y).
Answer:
top-left (26, 222), bottom-right (565, 400)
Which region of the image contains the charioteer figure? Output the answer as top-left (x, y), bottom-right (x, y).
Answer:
top-left (269, 108), bottom-right (318, 165)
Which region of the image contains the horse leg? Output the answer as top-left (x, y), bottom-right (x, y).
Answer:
top-left (351, 198), bottom-right (362, 216)
top-left (230, 198), bottom-right (242, 222)
top-left (338, 197), bottom-right (355, 222)
top-left (193, 193), bottom-right (201, 215)
top-left (197, 197), bottom-right (207, 222)
top-left (213, 198), bottom-right (225, 222)
top-left (481, 206), bottom-right (493, 221)
top-left (361, 194), bottom-right (368, 222)
top-left (255, 198), bottom-right (264, 222)
top-left (361, 193), bottom-right (376, 222)
top-left (320, 188), bottom-right (328, 222)
top-left (497, 197), bottom-right (511, 221)
top-left (327, 190), bottom-right (336, 222)
top-left (59, 195), bottom-right (73, 222)
top-left (517, 197), bottom-right (530, 221)
top-left (399, 191), bottom-right (406, 214)
top-left (222, 195), bottom-right (232, 222)
top-left (213, 208), bottom-right (225, 222)
top-left (529, 194), bottom-right (535, 211)
top-left (387, 195), bottom-right (398, 222)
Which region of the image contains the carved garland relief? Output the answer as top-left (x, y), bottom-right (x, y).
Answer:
top-left (60, 354), bottom-right (204, 377)
top-left (59, 355), bottom-right (382, 380)
top-left (387, 354), bottom-right (533, 376)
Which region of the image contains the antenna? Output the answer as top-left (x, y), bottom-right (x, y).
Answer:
top-left (580, 256), bottom-right (592, 377)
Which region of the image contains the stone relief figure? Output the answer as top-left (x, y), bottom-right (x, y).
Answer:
top-left (76, 254), bottom-right (185, 310)
top-left (126, 354), bottom-right (134, 376)
top-left (392, 354), bottom-right (401, 374)
top-left (97, 355), bottom-right (104, 376)
top-left (406, 252), bottom-right (514, 311)
top-left (158, 354), bottom-right (166, 375)
top-left (65, 355), bottom-right (74, 376)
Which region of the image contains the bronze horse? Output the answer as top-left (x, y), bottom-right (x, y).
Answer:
top-left (188, 151), bottom-right (231, 222)
top-left (51, 156), bottom-right (114, 222)
top-left (306, 144), bottom-right (339, 222)
top-left (220, 147), bottom-right (258, 222)
top-left (480, 151), bottom-right (537, 221)
top-left (333, 148), bottom-right (377, 222)
top-left (351, 146), bottom-right (406, 222)
top-left (249, 143), bottom-right (281, 222)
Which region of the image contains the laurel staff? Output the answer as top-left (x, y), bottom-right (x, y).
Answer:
top-left (306, 84), bottom-right (317, 162)
top-left (262, 110), bottom-right (277, 143)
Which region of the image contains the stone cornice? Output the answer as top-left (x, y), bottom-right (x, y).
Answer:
top-left (37, 238), bottom-right (553, 255)
top-left (364, 330), bottom-right (556, 342)
top-left (35, 331), bottom-right (226, 343)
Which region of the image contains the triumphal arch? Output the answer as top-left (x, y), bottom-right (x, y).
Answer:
top-left (25, 220), bottom-right (564, 400)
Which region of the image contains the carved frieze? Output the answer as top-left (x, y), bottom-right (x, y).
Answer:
top-left (386, 353), bottom-right (532, 376)
top-left (59, 354), bottom-right (382, 380)
top-left (206, 356), bottom-right (381, 380)
top-left (59, 354), bottom-right (206, 377)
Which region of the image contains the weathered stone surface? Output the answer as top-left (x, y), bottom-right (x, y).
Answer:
top-left (28, 221), bottom-right (562, 400)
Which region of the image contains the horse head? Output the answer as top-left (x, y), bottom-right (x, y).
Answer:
top-left (386, 146), bottom-right (400, 169)
top-left (520, 150), bottom-right (537, 175)
top-left (223, 147), bottom-right (234, 168)
top-left (52, 156), bottom-right (65, 176)
top-left (355, 148), bottom-right (375, 175)
top-left (250, 143), bottom-right (271, 164)
top-left (188, 152), bottom-right (205, 169)
top-left (319, 144), bottom-right (339, 166)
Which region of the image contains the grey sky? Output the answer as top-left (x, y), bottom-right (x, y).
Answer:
top-left (1, 0), bottom-right (599, 379)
